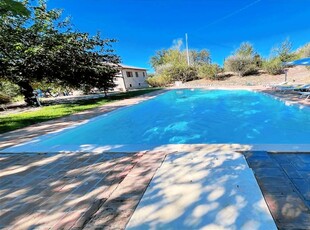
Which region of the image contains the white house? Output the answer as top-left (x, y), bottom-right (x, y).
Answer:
top-left (113, 64), bottom-right (148, 91)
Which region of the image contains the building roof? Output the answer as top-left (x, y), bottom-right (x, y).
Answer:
top-left (119, 64), bottom-right (147, 71)
top-left (102, 62), bottom-right (147, 71)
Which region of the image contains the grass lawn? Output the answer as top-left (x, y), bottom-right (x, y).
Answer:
top-left (0, 88), bottom-right (161, 134)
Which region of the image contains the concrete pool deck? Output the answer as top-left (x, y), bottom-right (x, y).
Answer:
top-left (1, 88), bottom-right (310, 229)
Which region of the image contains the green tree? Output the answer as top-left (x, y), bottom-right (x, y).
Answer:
top-left (150, 50), bottom-right (168, 70)
top-left (198, 64), bottom-right (221, 80)
top-left (0, 0), bottom-right (30, 17)
top-left (0, 1), bottom-right (120, 105)
top-left (236, 42), bottom-right (255, 57)
top-left (272, 38), bottom-right (294, 62)
top-left (296, 43), bottom-right (310, 58)
top-left (150, 44), bottom-right (215, 85)
top-left (224, 55), bottom-right (257, 77)
top-left (224, 42), bottom-right (259, 76)
top-left (190, 49), bottom-right (211, 65)
top-left (262, 58), bottom-right (284, 75)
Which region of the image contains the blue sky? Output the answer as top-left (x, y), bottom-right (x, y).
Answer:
top-left (48, 0), bottom-right (310, 72)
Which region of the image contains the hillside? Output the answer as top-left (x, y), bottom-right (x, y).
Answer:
top-left (184, 66), bottom-right (310, 87)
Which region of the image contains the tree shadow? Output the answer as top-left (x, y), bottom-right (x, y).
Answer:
top-left (0, 151), bottom-right (140, 229)
top-left (126, 145), bottom-right (277, 229)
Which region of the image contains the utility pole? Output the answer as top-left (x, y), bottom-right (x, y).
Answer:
top-left (185, 33), bottom-right (190, 66)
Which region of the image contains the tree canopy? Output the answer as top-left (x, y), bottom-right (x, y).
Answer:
top-left (0, 0), bottom-right (30, 17)
top-left (0, 1), bottom-right (120, 105)
top-left (147, 41), bottom-right (220, 86)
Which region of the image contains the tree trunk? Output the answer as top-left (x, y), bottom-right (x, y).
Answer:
top-left (17, 80), bottom-right (40, 106)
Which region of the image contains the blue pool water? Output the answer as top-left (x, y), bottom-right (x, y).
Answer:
top-left (4, 89), bottom-right (310, 152)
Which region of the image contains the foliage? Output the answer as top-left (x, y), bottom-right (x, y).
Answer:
top-left (224, 42), bottom-right (259, 76)
top-left (262, 58), bottom-right (284, 75)
top-left (224, 55), bottom-right (258, 76)
top-left (0, 88), bottom-right (160, 133)
top-left (198, 64), bottom-right (222, 80)
top-left (150, 50), bottom-right (169, 70)
top-left (0, 80), bottom-right (21, 102)
top-left (0, 93), bottom-right (11, 104)
top-left (296, 43), bottom-right (310, 58)
top-left (0, 0), bottom-right (30, 17)
top-left (236, 42), bottom-right (255, 56)
top-left (146, 74), bottom-right (171, 87)
top-left (168, 65), bottom-right (198, 82)
top-left (190, 49), bottom-right (211, 65)
top-left (253, 54), bottom-right (263, 68)
top-left (0, 1), bottom-right (120, 106)
top-left (271, 38), bottom-right (294, 62)
top-left (149, 39), bottom-right (212, 85)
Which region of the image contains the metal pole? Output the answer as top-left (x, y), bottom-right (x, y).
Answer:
top-left (284, 69), bottom-right (288, 82)
top-left (185, 33), bottom-right (190, 66)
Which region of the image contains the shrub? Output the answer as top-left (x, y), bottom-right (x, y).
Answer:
top-left (0, 81), bottom-right (20, 98)
top-left (0, 81), bottom-right (21, 103)
top-left (198, 64), bottom-right (222, 80)
top-left (271, 39), bottom-right (294, 62)
top-left (296, 43), bottom-right (310, 58)
top-left (263, 58), bottom-right (284, 75)
top-left (146, 74), bottom-right (171, 87)
top-left (224, 55), bottom-right (258, 76)
top-left (166, 65), bottom-right (198, 82)
top-left (0, 93), bottom-right (11, 104)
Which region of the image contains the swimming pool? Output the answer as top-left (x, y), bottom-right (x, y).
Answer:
top-left (3, 89), bottom-right (310, 152)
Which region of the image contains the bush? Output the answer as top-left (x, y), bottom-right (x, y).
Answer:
top-left (0, 81), bottom-right (21, 103)
top-left (0, 93), bottom-right (11, 104)
top-left (224, 55), bottom-right (258, 76)
top-left (263, 58), bottom-right (284, 75)
top-left (166, 65), bottom-right (198, 82)
top-left (272, 39), bottom-right (294, 62)
top-left (198, 64), bottom-right (222, 80)
top-left (296, 43), bottom-right (310, 58)
top-left (146, 74), bottom-right (172, 87)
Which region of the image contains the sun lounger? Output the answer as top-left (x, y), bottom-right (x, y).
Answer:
top-left (299, 91), bottom-right (310, 99)
top-left (270, 82), bottom-right (288, 89)
top-left (274, 83), bottom-right (310, 93)
top-left (275, 85), bottom-right (296, 92)
top-left (293, 84), bottom-right (310, 92)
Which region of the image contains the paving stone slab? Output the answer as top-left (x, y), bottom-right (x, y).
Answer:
top-left (246, 152), bottom-right (310, 230)
top-left (127, 151), bottom-right (276, 230)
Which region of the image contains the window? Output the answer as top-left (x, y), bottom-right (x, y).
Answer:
top-left (135, 72), bottom-right (139, 77)
top-left (129, 84), bottom-right (132, 87)
top-left (139, 83), bottom-right (141, 86)
top-left (143, 72), bottom-right (146, 77)
top-left (126, 71), bottom-right (133, 77)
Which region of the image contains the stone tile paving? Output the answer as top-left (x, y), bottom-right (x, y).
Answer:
top-left (262, 89), bottom-right (310, 107)
top-left (244, 151), bottom-right (310, 230)
top-left (0, 150), bottom-right (167, 229)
